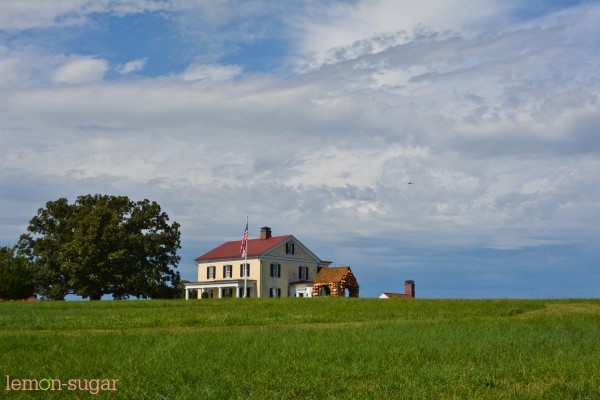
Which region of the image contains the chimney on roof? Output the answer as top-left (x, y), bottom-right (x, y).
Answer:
top-left (404, 280), bottom-right (415, 298)
top-left (260, 226), bottom-right (272, 240)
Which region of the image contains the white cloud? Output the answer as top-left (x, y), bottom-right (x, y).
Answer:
top-left (182, 64), bottom-right (242, 82)
top-left (52, 57), bottom-right (109, 84)
top-left (0, 0), bottom-right (86, 30)
top-left (0, 46), bottom-right (23, 86)
top-left (0, 46), bottom-right (52, 87)
top-left (1, 1), bottom-right (600, 296)
top-left (117, 58), bottom-right (148, 74)
top-left (291, 0), bottom-right (511, 70)
top-left (0, 0), bottom-right (175, 30)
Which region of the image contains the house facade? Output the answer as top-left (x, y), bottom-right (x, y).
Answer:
top-left (183, 227), bottom-right (332, 299)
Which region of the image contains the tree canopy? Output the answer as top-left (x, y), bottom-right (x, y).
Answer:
top-left (19, 194), bottom-right (181, 300)
top-left (0, 245), bottom-right (35, 300)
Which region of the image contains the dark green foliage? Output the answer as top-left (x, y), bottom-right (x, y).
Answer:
top-left (18, 194), bottom-right (181, 300)
top-left (0, 245), bottom-right (34, 300)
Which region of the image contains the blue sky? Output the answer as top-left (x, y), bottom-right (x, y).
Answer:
top-left (1, 0), bottom-right (599, 298)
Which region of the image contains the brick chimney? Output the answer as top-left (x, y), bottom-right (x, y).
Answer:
top-left (404, 280), bottom-right (415, 298)
top-left (260, 226), bottom-right (272, 240)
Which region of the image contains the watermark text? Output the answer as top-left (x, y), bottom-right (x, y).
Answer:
top-left (6, 375), bottom-right (118, 395)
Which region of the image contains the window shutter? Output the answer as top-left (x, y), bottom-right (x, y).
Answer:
top-left (278, 264), bottom-right (281, 278)
top-left (240, 263), bottom-right (249, 277)
top-left (299, 266), bottom-right (307, 280)
top-left (223, 265), bottom-right (226, 278)
top-left (207, 267), bottom-right (210, 279)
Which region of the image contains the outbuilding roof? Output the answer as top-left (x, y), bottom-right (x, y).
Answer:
top-left (313, 266), bottom-right (352, 284)
top-left (381, 292), bottom-right (412, 298)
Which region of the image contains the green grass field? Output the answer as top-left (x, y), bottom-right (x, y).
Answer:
top-left (1, 298), bottom-right (599, 399)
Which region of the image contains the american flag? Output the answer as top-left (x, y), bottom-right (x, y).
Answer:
top-left (240, 220), bottom-right (248, 256)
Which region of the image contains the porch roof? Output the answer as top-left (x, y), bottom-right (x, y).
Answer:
top-left (183, 279), bottom-right (257, 289)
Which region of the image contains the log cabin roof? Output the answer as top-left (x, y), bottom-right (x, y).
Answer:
top-left (313, 266), bottom-right (352, 284)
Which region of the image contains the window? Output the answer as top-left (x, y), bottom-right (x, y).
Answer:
top-left (299, 266), bottom-right (309, 280)
top-left (270, 263), bottom-right (281, 278)
top-left (223, 264), bottom-right (232, 278)
top-left (285, 242), bottom-right (295, 254)
top-left (240, 263), bottom-right (250, 278)
top-left (207, 266), bottom-right (216, 279)
top-left (269, 288), bottom-right (281, 298)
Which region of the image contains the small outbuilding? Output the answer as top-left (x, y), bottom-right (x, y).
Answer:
top-left (379, 280), bottom-right (415, 299)
top-left (312, 266), bottom-right (359, 297)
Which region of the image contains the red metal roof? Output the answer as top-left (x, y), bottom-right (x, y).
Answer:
top-left (195, 235), bottom-right (292, 261)
top-left (382, 292), bottom-right (413, 298)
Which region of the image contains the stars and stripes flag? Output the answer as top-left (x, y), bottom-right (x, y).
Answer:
top-left (240, 219), bottom-right (248, 257)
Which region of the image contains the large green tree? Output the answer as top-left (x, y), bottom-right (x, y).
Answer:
top-left (19, 195), bottom-right (181, 300)
top-left (0, 245), bottom-right (35, 300)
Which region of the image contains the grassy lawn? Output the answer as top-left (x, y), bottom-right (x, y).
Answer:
top-left (1, 298), bottom-right (599, 399)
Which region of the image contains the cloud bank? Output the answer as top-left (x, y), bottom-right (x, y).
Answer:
top-left (1, 0), bottom-right (599, 297)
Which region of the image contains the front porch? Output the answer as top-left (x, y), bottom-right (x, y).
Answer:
top-left (183, 279), bottom-right (257, 299)
top-left (289, 280), bottom-right (313, 297)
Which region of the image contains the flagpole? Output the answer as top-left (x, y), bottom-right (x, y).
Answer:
top-left (244, 216), bottom-right (248, 298)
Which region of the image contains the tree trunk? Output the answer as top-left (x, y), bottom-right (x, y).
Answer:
top-left (89, 291), bottom-right (103, 301)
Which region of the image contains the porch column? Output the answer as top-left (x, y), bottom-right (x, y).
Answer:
top-left (237, 287), bottom-right (241, 298)
top-left (218, 287), bottom-right (223, 298)
top-left (200, 288), bottom-right (205, 299)
top-left (185, 288), bottom-right (189, 300)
